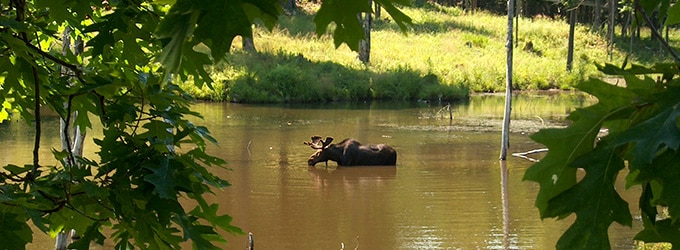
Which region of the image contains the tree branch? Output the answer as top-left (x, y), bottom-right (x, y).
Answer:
top-left (16, 0), bottom-right (44, 181)
top-left (0, 171), bottom-right (26, 182)
top-left (24, 41), bottom-right (83, 75)
top-left (62, 95), bottom-right (78, 178)
top-left (634, 0), bottom-right (680, 62)
top-left (65, 202), bottom-right (110, 222)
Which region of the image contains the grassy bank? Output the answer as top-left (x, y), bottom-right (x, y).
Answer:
top-left (181, 3), bottom-right (679, 103)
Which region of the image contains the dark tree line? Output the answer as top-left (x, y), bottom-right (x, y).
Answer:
top-left (430, 0), bottom-right (671, 36)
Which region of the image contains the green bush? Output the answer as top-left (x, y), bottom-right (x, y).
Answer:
top-left (264, 64), bottom-right (319, 102)
top-left (312, 61), bottom-right (372, 101)
top-left (229, 73), bottom-right (277, 103)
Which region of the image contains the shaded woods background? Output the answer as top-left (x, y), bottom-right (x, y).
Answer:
top-left (419, 0), bottom-right (635, 31)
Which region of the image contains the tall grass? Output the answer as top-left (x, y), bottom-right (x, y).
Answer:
top-left (181, 2), bottom-right (678, 102)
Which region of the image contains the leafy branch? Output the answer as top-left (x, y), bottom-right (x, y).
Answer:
top-left (525, 62), bottom-right (680, 249)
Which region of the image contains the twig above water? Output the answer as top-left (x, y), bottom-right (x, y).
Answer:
top-left (512, 148), bottom-right (548, 162)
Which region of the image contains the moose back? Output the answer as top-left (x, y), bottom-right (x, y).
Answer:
top-left (304, 136), bottom-right (397, 166)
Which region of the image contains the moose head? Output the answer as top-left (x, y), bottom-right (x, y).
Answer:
top-left (304, 136), bottom-right (397, 167)
top-left (304, 136), bottom-right (335, 166)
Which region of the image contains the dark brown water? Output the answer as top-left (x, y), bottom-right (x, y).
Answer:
top-left (3, 93), bottom-right (642, 249)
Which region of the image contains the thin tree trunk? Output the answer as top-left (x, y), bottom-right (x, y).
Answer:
top-left (242, 35), bottom-right (256, 52)
top-left (634, 0), bottom-right (680, 62)
top-left (55, 229), bottom-right (76, 250)
top-left (374, 1), bottom-right (381, 19)
top-left (607, 0), bottom-right (615, 60)
top-left (358, 0), bottom-right (372, 64)
top-left (514, 0), bottom-right (519, 48)
top-left (567, 8), bottom-right (576, 72)
top-left (56, 28), bottom-right (85, 250)
top-left (72, 36), bottom-right (86, 157)
top-left (280, 0), bottom-right (297, 15)
top-left (593, 0), bottom-right (601, 31)
top-left (500, 0), bottom-right (514, 160)
top-left (59, 28), bottom-right (85, 163)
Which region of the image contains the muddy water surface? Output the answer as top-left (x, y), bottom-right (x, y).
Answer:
top-left (3, 93), bottom-right (642, 249)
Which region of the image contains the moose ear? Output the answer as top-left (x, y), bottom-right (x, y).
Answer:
top-left (324, 137), bottom-right (334, 144)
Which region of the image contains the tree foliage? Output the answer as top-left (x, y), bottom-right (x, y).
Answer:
top-left (524, 0), bottom-right (680, 248)
top-left (0, 0), bottom-right (411, 249)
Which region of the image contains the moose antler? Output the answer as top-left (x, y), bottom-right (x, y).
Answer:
top-left (304, 136), bottom-right (333, 149)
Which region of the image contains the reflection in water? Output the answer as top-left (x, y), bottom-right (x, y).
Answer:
top-left (500, 160), bottom-right (512, 250)
top-left (2, 93), bottom-right (643, 249)
top-left (306, 166), bottom-right (397, 191)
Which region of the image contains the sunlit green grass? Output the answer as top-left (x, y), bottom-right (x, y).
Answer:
top-left (182, 2), bottom-right (678, 102)
top-left (636, 242), bottom-right (672, 250)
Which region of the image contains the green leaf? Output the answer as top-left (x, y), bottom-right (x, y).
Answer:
top-left (375, 0), bottom-right (413, 32)
top-left (0, 212), bottom-right (33, 250)
top-left (314, 0), bottom-right (412, 50)
top-left (639, 0), bottom-right (665, 13)
top-left (635, 218), bottom-right (680, 247)
top-left (192, 1), bottom-right (251, 60)
top-left (610, 102), bottom-right (680, 168)
top-left (176, 214), bottom-right (221, 250)
top-left (666, 2), bottom-right (680, 26)
top-left (180, 42), bottom-right (214, 88)
top-left (524, 78), bottom-right (635, 214)
top-left (0, 33), bottom-right (30, 56)
top-left (190, 195), bottom-right (244, 235)
top-left (156, 1), bottom-right (200, 75)
top-left (632, 150), bottom-right (680, 219)
top-left (545, 144), bottom-right (631, 249)
top-left (3, 164), bottom-right (32, 175)
top-left (68, 222), bottom-right (107, 250)
top-left (242, 0), bottom-right (280, 30)
top-left (140, 120), bottom-right (175, 150)
top-left (0, 109), bottom-right (9, 123)
top-left (314, 0), bottom-right (372, 50)
top-left (84, 18), bottom-right (117, 58)
top-left (143, 157), bottom-right (177, 199)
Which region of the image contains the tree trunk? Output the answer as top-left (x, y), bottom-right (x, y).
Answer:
top-left (607, 0), bottom-right (616, 60)
top-left (514, 0), bottom-right (519, 48)
top-left (566, 8), bottom-right (576, 72)
top-left (500, 0), bottom-right (514, 160)
top-left (374, 1), bottom-right (381, 19)
top-left (280, 0), bottom-right (297, 15)
top-left (242, 35), bottom-right (256, 52)
top-left (358, 0), bottom-right (372, 64)
top-left (59, 28), bottom-right (86, 163)
top-left (56, 27), bottom-right (85, 250)
top-left (55, 229), bottom-right (76, 250)
top-left (593, 0), bottom-right (601, 32)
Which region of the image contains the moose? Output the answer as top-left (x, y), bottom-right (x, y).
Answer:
top-left (304, 136), bottom-right (397, 166)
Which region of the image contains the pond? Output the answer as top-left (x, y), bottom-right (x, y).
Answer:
top-left (3, 93), bottom-right (642, 249)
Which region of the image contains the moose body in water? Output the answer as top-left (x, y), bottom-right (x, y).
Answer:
top-left (304, 136), bottom-right (397, 166)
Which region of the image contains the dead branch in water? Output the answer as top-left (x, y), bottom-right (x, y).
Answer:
top-left (340, 236), bottom-right (360, 250)
top-left (512, 148), bottom-right (548, 162)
